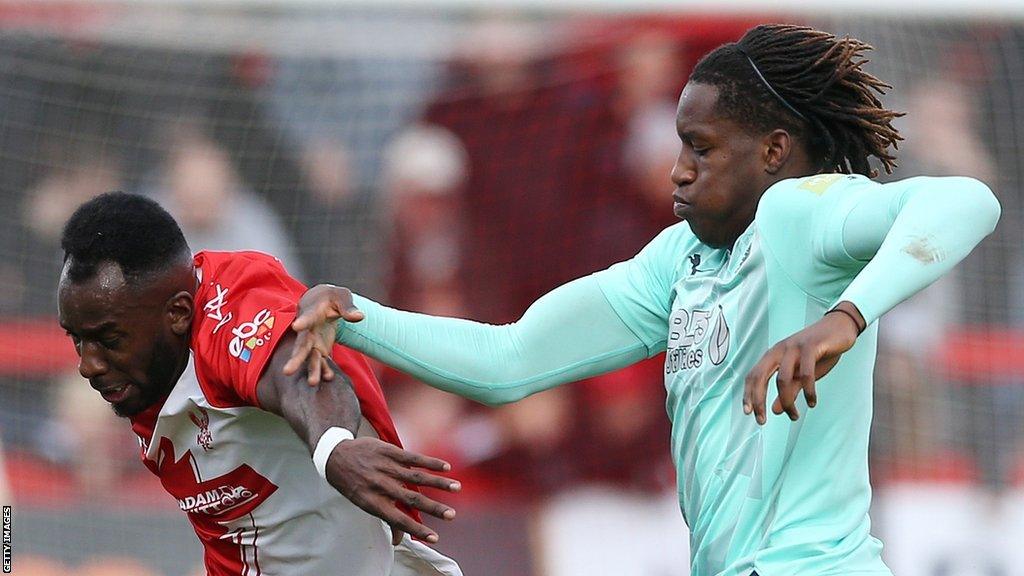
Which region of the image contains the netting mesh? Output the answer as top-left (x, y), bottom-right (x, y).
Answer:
top-left (0, 7), bottom-right (1021, 575)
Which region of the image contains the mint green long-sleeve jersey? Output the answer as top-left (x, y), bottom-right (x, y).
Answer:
top-left (336, 174), bottom-right (999, 576)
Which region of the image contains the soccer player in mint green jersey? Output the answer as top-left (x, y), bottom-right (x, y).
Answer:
top-left (285, 24), bottom-right (1000, 576)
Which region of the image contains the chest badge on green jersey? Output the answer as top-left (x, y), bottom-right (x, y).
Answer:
top-left (665, 305), bottom-right (731, 374)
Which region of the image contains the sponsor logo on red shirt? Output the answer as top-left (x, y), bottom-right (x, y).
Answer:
top-left (228, 309), bottom-right (275, 363)
top-left (204, 284), bottom-right (233, 335)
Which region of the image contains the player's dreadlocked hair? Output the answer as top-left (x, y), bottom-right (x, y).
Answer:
top-left (690, 24), bottom-right (903, 177)
top-left (61, 192), bottom-right (191, 284)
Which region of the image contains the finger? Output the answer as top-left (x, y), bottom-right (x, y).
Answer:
top-left (307, 348), bottom-right (323, 386)
top-left (290, 310), bottom-right (321, 332)
top-left (385, 445), bottom-right (452, 472)
top-left (799, 346), bottom-right (818, 409)
top-left (290, 301), bottom-right (336, 332)
top-left (744, 348), bottom-right (781, 425)
top-left (284, 332), bottom-right (317, 376)
top-left (341, 305), bottom-right (365, 323)
top-left (393, 486), bottom-right (457, 521)
top-left (373, 499), bottom-right (439, 543)
top-left (320, 358), bottom-right (335, 382)
top-left (388, 465), bottom-right (462, 493)
top-left (774, 346), bottom-right (801, 421)
top-left (391, 529), bottom-right (405, 546)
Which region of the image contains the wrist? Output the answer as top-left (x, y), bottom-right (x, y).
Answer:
top-left (313, 426), bottom-right (355, 479)
top-left (826, 301), bottom-right (866, 336)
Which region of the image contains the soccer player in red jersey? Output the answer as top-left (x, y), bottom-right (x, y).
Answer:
top-left (57, 192), bottom-right (462, 576)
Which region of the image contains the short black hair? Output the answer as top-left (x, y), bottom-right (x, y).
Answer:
top-left (690, 24), bottom-right (903, 177)
top-left (61, 192), bottom-right (191, 283)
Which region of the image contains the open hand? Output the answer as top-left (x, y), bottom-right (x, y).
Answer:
top-left (284, 284), bottom-right (365, 385)
top-left (742, 302), bottom-right (864, 425)
top-left (327, 437), bottom-right (460, 545)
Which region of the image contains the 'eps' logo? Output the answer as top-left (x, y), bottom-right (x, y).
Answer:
top-left (228, 309), bottom-right (275, 363)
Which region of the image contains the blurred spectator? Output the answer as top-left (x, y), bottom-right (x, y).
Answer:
top-left (379, 123), bottom-right (577, 497)
top-left (293, 139), bottom-right (384, 295)
top-left (617, 31), bottom-right (691, 233)
top-left (380, 125), bottom-right (468, 316)
top-left (377, 125), bottom-right (504, 485)
top-left (873, 78), bottom-right (997, 484)
top-left (621, 100), bottom-right (682, 232)
top-left (149, 125), bottom-right (305, 278)
top-left (9, 146), bottom-right (123, 315)
top-left (37, 371), bottom-right (137, 497)
top-left (264, 51), bottom-right (443, 289)
top-left (423, 15), bottom-right (643, 324)
top-left (3, 147), bottom-right (124, 481)
top-left (529, 32), bottom-right (682, 575)
top-left (398, 18), bottom-right (687, 499)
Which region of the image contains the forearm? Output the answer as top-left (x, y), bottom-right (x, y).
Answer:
top-left (838, 176), bottom-right (1000, 323)
top-left (336, 276), bottom-right (649, 405)
top-left (259, 342), bottom-right (362, 448)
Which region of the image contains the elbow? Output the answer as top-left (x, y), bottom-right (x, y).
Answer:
top-left (963, 178), bottom-right (1001, 234)
top-left (473, 389), bottom-right (528, 407)
top-left (980, 188), bottom-right (1001, 235)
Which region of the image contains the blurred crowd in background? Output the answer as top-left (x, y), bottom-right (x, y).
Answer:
top-left (0, 11), bottom-right (1022, 576)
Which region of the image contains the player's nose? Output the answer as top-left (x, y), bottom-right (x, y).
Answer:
top-left (78, 343), bottom-right (110, 380)
top-left (670, 150), bottom-right (696, 187)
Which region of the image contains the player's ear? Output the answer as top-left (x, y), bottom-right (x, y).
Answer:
top-left (166, 291), bottom-right (194, 336)
top-left (763, 129), bottom-right (793, 174)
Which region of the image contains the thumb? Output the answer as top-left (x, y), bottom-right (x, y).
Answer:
top-left (341, 306), bottom-right (365, 322)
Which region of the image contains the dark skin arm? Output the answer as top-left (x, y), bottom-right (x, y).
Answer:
top-left (257, 329), bottom-right (460, 544)
top-left (743, 300), bottom-right (865, 424)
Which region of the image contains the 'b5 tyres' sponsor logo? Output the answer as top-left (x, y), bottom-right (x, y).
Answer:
top-left (228, 308), bottom-right (275, 363)
top-left (665, 305), bottom-right (730, 374)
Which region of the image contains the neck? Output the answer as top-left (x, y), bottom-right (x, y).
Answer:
top-left (720, 163), bottom-right (824, 250)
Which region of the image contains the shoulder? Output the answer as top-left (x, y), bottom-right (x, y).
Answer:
top-left (758, 174), bottom-right (874, 215)
top-left (195, 250), bottom-right (302, 302)
top-left (195, 250), bottom-right (291, 281)
top-left (191, 251), bottom-right (306, 402)
top-left (755, 174), bottom-right (880, 237)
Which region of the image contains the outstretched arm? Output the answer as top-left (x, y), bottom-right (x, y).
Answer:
top-left (745, 176), bottom-right (1000, 423)
top-left (285, 275), bottom-right (655, 406)
top-left (258, 330), bottom-right (460, 544)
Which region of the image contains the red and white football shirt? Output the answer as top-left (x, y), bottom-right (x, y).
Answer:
top-left (129, 251), bottom-right (460, 576)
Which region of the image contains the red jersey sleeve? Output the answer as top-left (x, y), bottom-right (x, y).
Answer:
top-left (191, 250), bottom-right (421, 523)
top-left (190, 251), bottom-right (406, 449)
top-left (192, 251), bottom-right (305, 408)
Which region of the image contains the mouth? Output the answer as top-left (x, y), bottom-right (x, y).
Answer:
top-left (96, 383), bottom-right (134, 404)
top-left (672, 194), bottom-right (691, 217)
